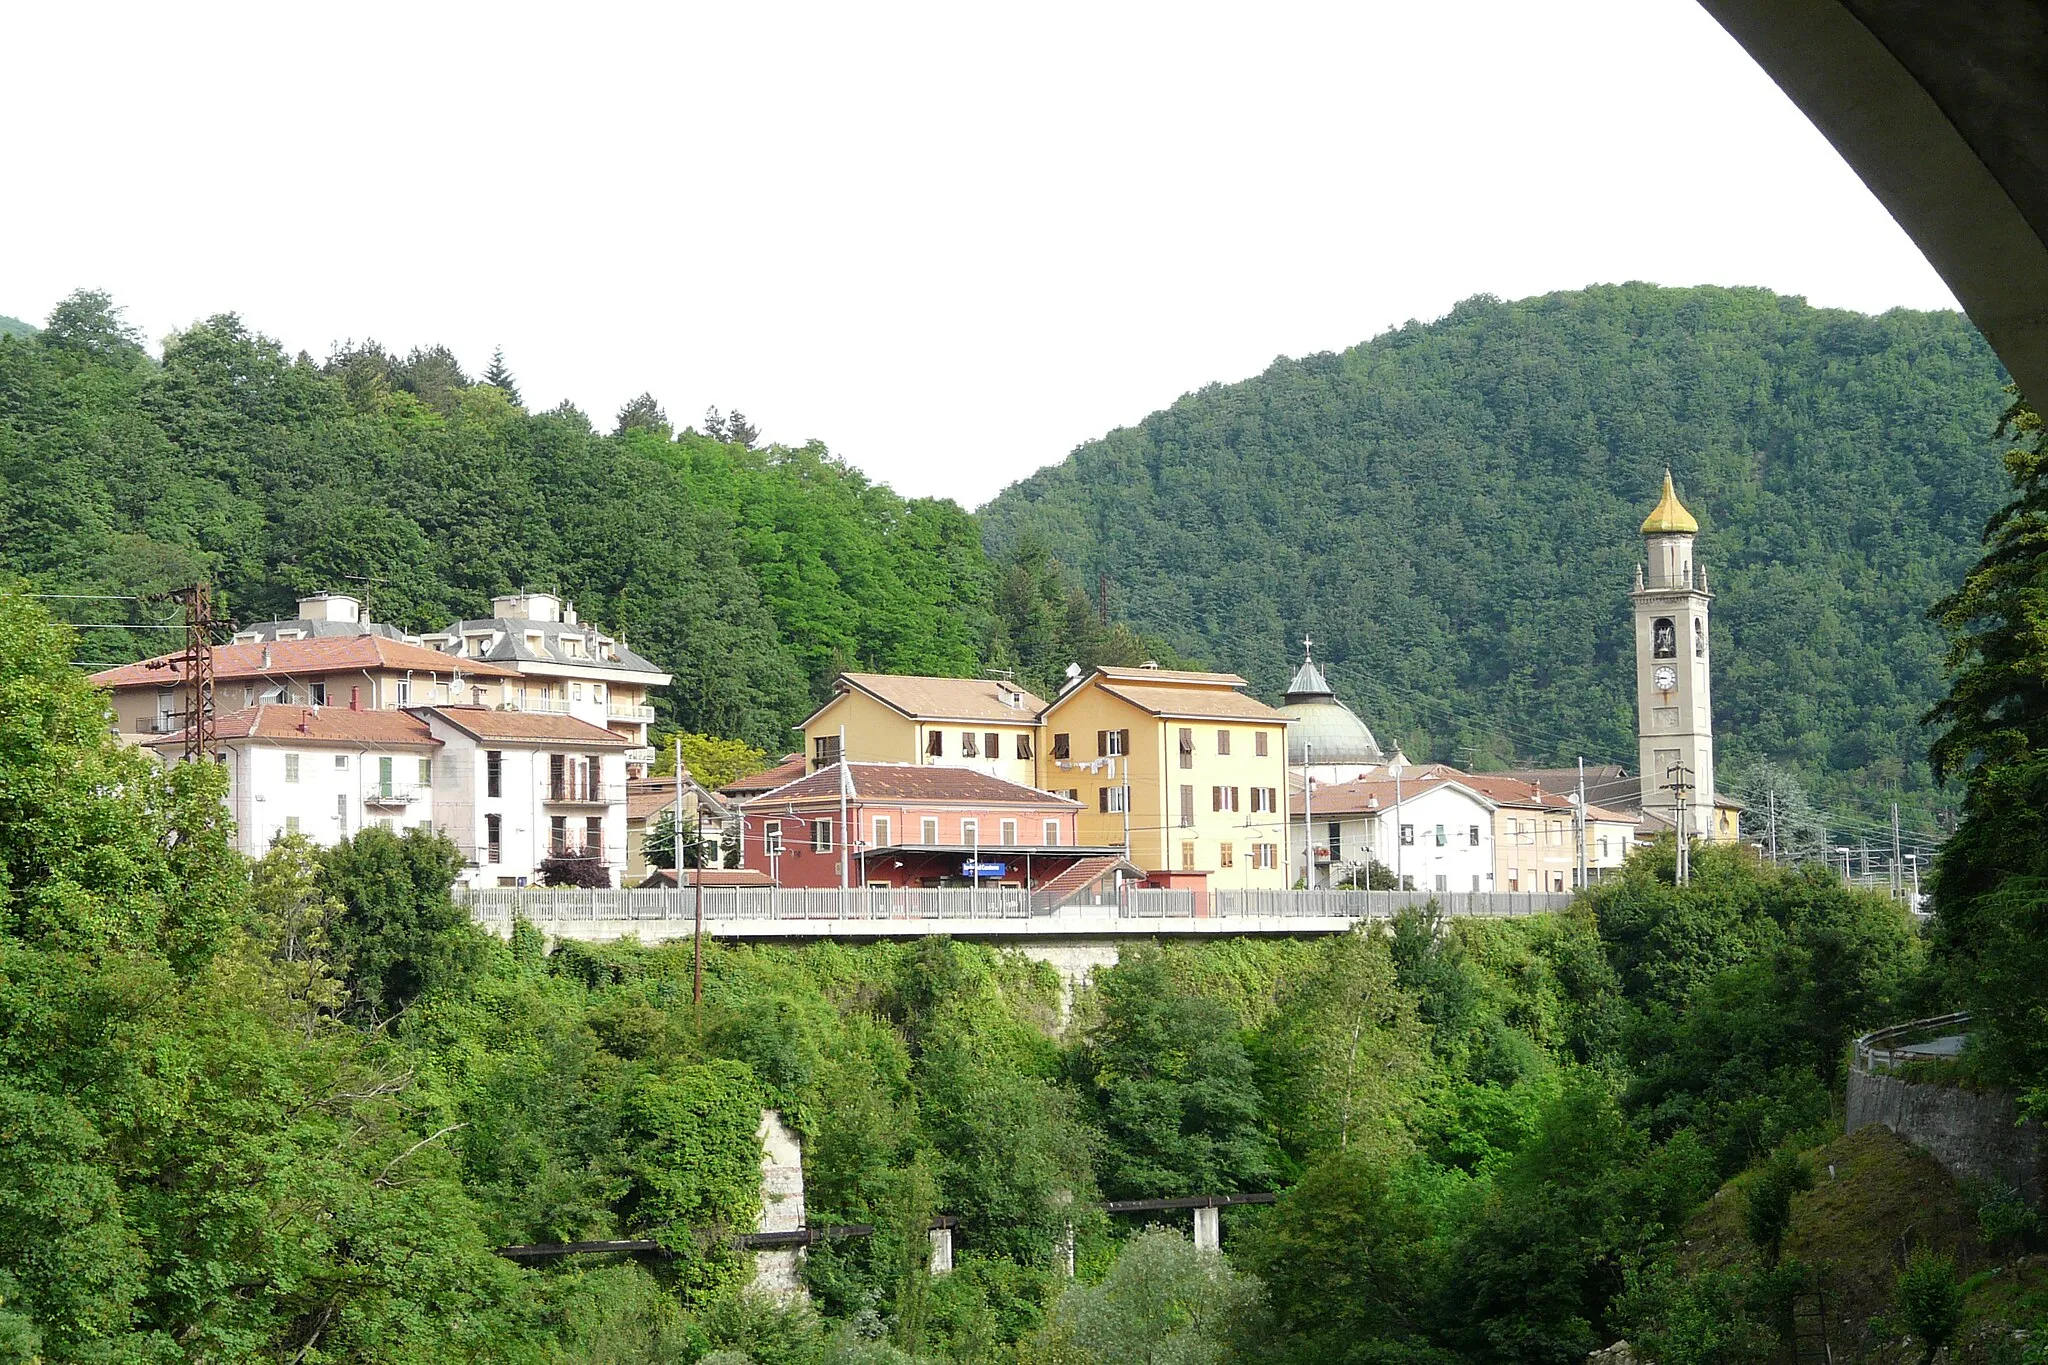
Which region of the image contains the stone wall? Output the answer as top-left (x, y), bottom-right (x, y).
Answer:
top-left (1846, 1067), bottom-right (2043, 1205)
top-left (751, 1109), bottom-right (809, 1303)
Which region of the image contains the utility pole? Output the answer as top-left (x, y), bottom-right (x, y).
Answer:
top-left (1891, 804), bottom-right (1903, 901)
top-left (837, 725), bottom-right (850, 894)
top-left (1767, 790), bottom-right (1778, 866)
top-left (1575, 757), bottom-right (1587, 891)
top-left (1660, 761), bottom-right (1694, 887)
top-left (1303, 740), bottom-right (1314, 891)
top-left (172, 584), bottom-right (218, 762)
top-left (1393, 765), bottom-right (1404, 891)
top-left (678, 735), bottom-right (703, 1030)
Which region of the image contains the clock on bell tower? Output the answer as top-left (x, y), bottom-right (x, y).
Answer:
top-left (1633, 470), bottom-right (1717, 839)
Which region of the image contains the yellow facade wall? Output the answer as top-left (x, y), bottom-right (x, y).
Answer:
top-left (802, 689), bottom-right (1042, 788)
top-left (1041, 680), bottom-right (1291, 888)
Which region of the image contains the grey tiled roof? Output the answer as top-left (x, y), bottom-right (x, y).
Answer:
top-left (434, 618), bottom-right (669, 678)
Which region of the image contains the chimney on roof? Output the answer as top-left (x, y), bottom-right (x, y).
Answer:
top-left (262, 645), bottom-right (273, 669)
top-left (349, 685), bottom-right (360, 712)
top-left (297, 592), bottom-right (362, 624)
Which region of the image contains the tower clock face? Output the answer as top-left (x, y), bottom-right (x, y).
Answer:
top-left (1654, 665), bottom-right (1677, 692)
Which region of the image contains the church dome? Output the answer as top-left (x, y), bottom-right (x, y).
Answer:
top-left (1276, 652), bottom-right (1383, 767)
top-left (1640, 469), bottom-right (1700, 535)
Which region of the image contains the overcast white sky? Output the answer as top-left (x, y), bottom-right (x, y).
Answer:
top-left (5, 1), bottom-right (1954, 507)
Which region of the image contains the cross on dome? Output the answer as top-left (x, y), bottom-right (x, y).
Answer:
top-left (1302, 633), bottom-right (1314, 661)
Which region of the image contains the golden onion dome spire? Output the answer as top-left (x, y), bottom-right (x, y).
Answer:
top-left (1640, 469), bottom-right (1699, 535)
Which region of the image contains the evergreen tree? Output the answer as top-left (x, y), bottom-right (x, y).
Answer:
top-left (482, 345), bottom-right (521, 404)
top-left (616, 391), bottom-right (669, 436)
top-left (703, 405), bottom-right (728, 441)
top-left (725, 409), bottom-right (760, 447)
top-left (1926, 394), bottom-right (2048, 1087)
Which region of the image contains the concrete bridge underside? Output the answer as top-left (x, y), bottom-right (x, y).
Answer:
top-left (1699, 0), bottom-right (2048, 400)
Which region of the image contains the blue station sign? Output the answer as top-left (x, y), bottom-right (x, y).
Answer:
top-left (960, 859), bottom-right (1008, 878)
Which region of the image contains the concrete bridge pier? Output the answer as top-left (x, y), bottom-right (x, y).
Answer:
top-left (1019, 941), bottom-right (1124, 1024)
top-left (1193, 1204), bottom-right (1220, 1251)
top-left (750, 1110), bottom-right (808, 1303)
top-left (929, 1224), bottom-right (954, 1275)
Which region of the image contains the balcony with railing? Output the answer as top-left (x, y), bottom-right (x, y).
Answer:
top-left (363, 784), bottom-right (425, 807)
top-left (607, 702), bottom-right (657, 723)
top-left (500, 695), bottom-right (575, 715)
top-left (544, 780), bottom-right (624, 807)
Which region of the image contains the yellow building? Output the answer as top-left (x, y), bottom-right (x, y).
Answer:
top-left (800, 673), bottom-right (1047, 788)
top-left (1039, 666), bottom-right (1292, 887)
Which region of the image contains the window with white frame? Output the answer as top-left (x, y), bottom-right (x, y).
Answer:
top-left (873, 816), bottom-right (892, 847)
top-left (764, 820), bottom-right (783, 856)
top-left (284, 753), bottom-right (300, 783)
top-left (1000, 819), bottom-right (1018, 845)
top-left (959, 819), bottom-right (979, 846)
top-left (921, 817), bottom-right (939, 843)
top-left (1043, 820), bottom-right (1060, 845)
top-left (813, 819), bottom-right (833, 853)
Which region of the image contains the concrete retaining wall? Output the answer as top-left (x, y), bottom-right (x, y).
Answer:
top-left (1846, 1067), bottom-right (2044, 1205)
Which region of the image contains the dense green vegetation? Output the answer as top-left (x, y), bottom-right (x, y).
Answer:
top-left (1926, 396), bottom-right (2048, 1107)
top-left (983, 283), bottom-right (2013, 830)
top-left (0, 292), bottom-right (1169, 753)
top-left (0, 316), bottom-right (32, 340)
top-left (7, 583), bottom-right (2003, 1363)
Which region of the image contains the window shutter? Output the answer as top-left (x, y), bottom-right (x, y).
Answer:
top-left (1118, 728), bottom-right (1131, 757)
top-left (1179, 728), bottom-right (1194, 754)
top-left (1212, 786), bottom-right (1221, 812)
top-left (1053, 733), bottom-right (1069, 760)
top-left (1018, 733), bottom-right (1034, 759)
top-left (1099, 787), bottom-right (1110, 813)
top-left (1231, 786), bottom-right (1241, 812)
top-left (927, 730), bottom-right (943, 757)
top-left (986, 732), bottom-right (999, 758)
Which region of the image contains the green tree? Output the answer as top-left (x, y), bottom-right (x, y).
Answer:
top-left (1027, 1227), bottom-right (1263, 1365)
top-left (247, 832), bottom-right (350, 1038)
top-left (1077, 944), bottom-right (1277, 1197)
top-left (652, 728), bottom-right (772, 788)
top-left (319, 825), bottom-right (481, 1021)
top-left (1742, 1148), bottom-right (1813, 1268)
top-left (1892, 1250), bottom-right (1964, 1365)
top-left (617, 391), bottom-right (670, 436)
top-left (1926, 395), bottom-right (2048, 1088)
top-left (482, 345), bottom-right (522, 404)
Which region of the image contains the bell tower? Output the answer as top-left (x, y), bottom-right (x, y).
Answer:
top-left (1632, 471), bottom-right (1717, 839)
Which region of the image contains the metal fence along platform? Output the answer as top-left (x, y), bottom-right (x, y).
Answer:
top-left (456, 885), bottom-right (1577, 942)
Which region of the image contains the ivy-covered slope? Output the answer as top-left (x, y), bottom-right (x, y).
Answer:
top-left (981, 283), bottom-right (2011, 825)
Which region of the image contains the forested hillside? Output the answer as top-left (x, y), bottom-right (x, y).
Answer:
top-left (0, 293), bottom-right (1163, 751)
top-left (982, 284), bottom-right (2012, 826)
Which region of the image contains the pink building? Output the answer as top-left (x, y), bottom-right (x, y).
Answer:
top-left (740, 762), bottom-right (1135, 898)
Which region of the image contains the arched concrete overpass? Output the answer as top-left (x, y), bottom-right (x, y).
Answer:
top-left (1699, 0), bottom-right (2048, 399)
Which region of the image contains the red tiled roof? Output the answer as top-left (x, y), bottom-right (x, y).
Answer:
top-left (720, 754), bottom-right (806, 797)
top-left (1292, 773), bottom-right (1466, 817)
top-left (421, 706), bottom-right (631, 746)
top-left (816, 672), bottom-right (1048, 723)
top-left (89, 636), bottom-right (515, 689)
top-left (145, 704), bottom-right (440, 748)
top-left (1093, 666), bottom-right (1250, 687)
top-left (640, 867), bottom-right (775, 888)
top-left (748, 762), bottom-right (1081, 808)
top-left (1092, 681), bottom-right (1287, 722)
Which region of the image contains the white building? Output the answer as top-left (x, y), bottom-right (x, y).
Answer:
top-left (415, 706), bottom-right (634, 887)
top-left (422, 592), bottom-right (670, 766)
top-left (1290, 771), bottom-right (1499, 893)
top-left (148, 705), bottom-right (445, 856)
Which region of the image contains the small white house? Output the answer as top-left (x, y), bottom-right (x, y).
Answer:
top-left (415, 705), bottom-right (633, 887)
top-left (148, 704), bottom-right (445, 857)
top-left (1290, 772), bottom-right (1498, 893)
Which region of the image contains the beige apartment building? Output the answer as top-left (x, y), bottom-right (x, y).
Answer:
top-left (1039, 666), bottom-right (1292, 888)
top-left (799, 673), bottom-right (1046, 788)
